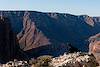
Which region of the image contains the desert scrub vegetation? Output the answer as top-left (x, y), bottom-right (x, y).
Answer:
top-left (29, 55), bottom-right (53, 67)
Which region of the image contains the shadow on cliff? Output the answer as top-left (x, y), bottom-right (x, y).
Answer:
top-left (25, 43), bottom-right (79, 59)
top-left (0, 17), bottom-right (28, 63)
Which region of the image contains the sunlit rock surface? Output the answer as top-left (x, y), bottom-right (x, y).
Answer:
top-left (0, 59), bottom-right (29, 67)
top-left (50, 52), bottom-right (98, 67)
top-left (89, 33), bottom-right (100, 65)
top-left (17, 12), bottom-right (50, 51)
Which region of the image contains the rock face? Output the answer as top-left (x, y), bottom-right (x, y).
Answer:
top-left (0, 17), bottom-right (27, 63)
top-left (0, 11), bottom-right (100, 58)
top-left (0, 17), bottom-right (16, 63)
top-left (17, 12), bottom-right (50, 51)
top-left (17, 12), bottom-right (73, 58)
top-left (79, 15), bottom-right (95, 26)
top-left (89, 33), bottom-right (100, 65)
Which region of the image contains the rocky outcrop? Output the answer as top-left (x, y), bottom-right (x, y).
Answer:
top-left (80, 15), bottom-right (95, 26)
top-left (50, 52), bottom-right (98, 67)
top-left (1, 52), bottom-right (99, 67)
top-left (89, 33), bottom-right (100, 65)
top-left (0, 59), bottom-right (29, 67)
top-left (17, 12), bottom-right (50, 51)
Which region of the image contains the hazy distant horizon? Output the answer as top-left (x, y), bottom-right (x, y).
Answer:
top-left (0, 0), bottom-right (100, 16)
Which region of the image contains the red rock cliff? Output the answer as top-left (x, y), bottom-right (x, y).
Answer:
top-left (17, 12), bottom-right (50, 51)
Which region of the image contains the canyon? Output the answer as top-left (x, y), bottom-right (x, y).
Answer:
top-left (0, 11), bottom-right (100, 63)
